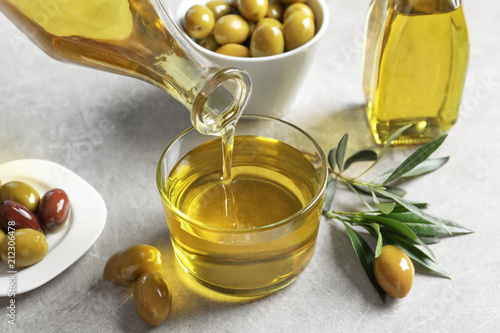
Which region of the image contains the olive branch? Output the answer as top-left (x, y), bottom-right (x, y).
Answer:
top-left (322, 125), bottom-right (473, 302)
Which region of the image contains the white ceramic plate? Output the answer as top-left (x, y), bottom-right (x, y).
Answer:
top-left (0, 159), bottom-right (107, 296)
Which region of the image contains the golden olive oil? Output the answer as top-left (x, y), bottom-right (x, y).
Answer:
top-left (363, 0), bottom-right (469, 145)
top-left (162, 135), bottom-right (323, 295)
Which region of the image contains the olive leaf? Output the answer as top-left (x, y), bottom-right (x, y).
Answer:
top-left (379, 124), bottom-right (413, 158)
top-left (322, 178), bottom-right (337, 213)
top-left (360, 214), bottom-right (418, 241)
top-left (344, 150), bottom-right (378, 170)
top-left (378, 157), bottom-right (450, 182)
top-left (354, 184), bottom-right (407, 199)
top-left (342, 222), bottom-right (386, 301)
top-left (383, 135), bottom-right (447, 185)
top-left (370, 186), bottom-right (395, 214)
top-left (419, 236), bottom-right (440, 244)
top-left (328, 148), bottom-right (337, 171)
top-left (369, 223), bottom-right (383, 258)
top-left (336, 134), bottom-right (349, 171)
top-left (382, 211), bottom-right (472, 236)
top-left (373, 188), bottom-right (451, 232)
top-left (383, 186), bottom-right (407, 198)
top-left (382, 232), bottom-right (449, 278)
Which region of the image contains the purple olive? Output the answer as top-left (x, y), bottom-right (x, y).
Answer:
top-left (0, 200), bottom-right (44, 233)
top-left (39, 188), bottom-right (70, 230)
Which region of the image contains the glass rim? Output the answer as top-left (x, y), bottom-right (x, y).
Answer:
top-left (156, 114), bottom-right (328, 232)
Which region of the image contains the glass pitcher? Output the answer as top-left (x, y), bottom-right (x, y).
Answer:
top-left (362, 0), bottom-right (469, 145)
top-left (0, 0), bottom-right (252, 136)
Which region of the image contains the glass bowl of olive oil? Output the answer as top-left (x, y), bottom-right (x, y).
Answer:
top-left (157, 115), bottom-right (327, 297)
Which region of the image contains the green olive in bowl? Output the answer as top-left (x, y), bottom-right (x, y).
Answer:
top-left (283, 2), bottom-right (315, 22)
top-left (206, 0), bottom-right (232, 20)
top-left (238, 0), bottom-right (269, 21)
top-left (213, 14), bottom-right (250, 45)
top-left (250, 23), bottom-right (284, 57)
top-left (184, 4), bottom-right (215, 39)
top-left (216, 43), bottom-right (251, 57)
top-left (283, 10), bottom-right (315, 51)
top-left (266, 1), bottom-right (284, 21)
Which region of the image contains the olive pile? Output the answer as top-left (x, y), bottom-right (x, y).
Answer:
top-left (0, 180), bottom-right (71, 268)
top-left (103, 245), bottom-right (172, 326)
top-left (183, 0), bottom-right (316, 57)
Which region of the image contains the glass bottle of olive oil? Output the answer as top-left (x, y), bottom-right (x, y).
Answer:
top-left (0, 0), bottom-right (251, 136)
top-left (363, 0), bottom-right (469, 145)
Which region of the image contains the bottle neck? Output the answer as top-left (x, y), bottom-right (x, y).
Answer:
top-left (151, 0), bottom-right (252, 136)
top-left (191, 68), bottom-right (252, 136)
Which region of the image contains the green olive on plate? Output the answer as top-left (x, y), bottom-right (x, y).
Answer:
top-left (0, 229), bottom-right (5, 247)
top-left (0, 180), bottom-right (40, 213)
top-left (1, 228), bottom-right (48, 268)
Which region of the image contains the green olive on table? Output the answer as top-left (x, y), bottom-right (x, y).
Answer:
top-left (283, 3), bottom-right (315, 22)
top-left (213, 14), bottom-right (249, 45)
top-left (283, 11), bottom-right (315, 51)
top-left (1, 228), bottom-right (48, 268)
top-left (250, 24), bottom-right (284, 57)
top-left (134, 272), bottom-right (172, 326)
top-left (103, 244), bottom-right (162, 285)
top-left (237, 0), bottom-right (269, 21)
top-left (374, 245), bottom-right (415, 298)
top-left (0, 180), bottom-right (40, 213)
top-left (183, 4), bottom-right (215, 39)
top-left (266, 0), bottom-right (284, 21)
top-left (206, 0), bottom-right (232, 20)
top-left (216, 43), bottom-right (251, 57)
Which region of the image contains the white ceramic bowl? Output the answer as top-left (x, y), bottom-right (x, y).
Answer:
top-left (176, 0), bottom-right (329, 118)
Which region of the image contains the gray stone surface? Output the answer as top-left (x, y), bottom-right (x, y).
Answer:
top-left (1, 0), bottom-right (499, 332)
